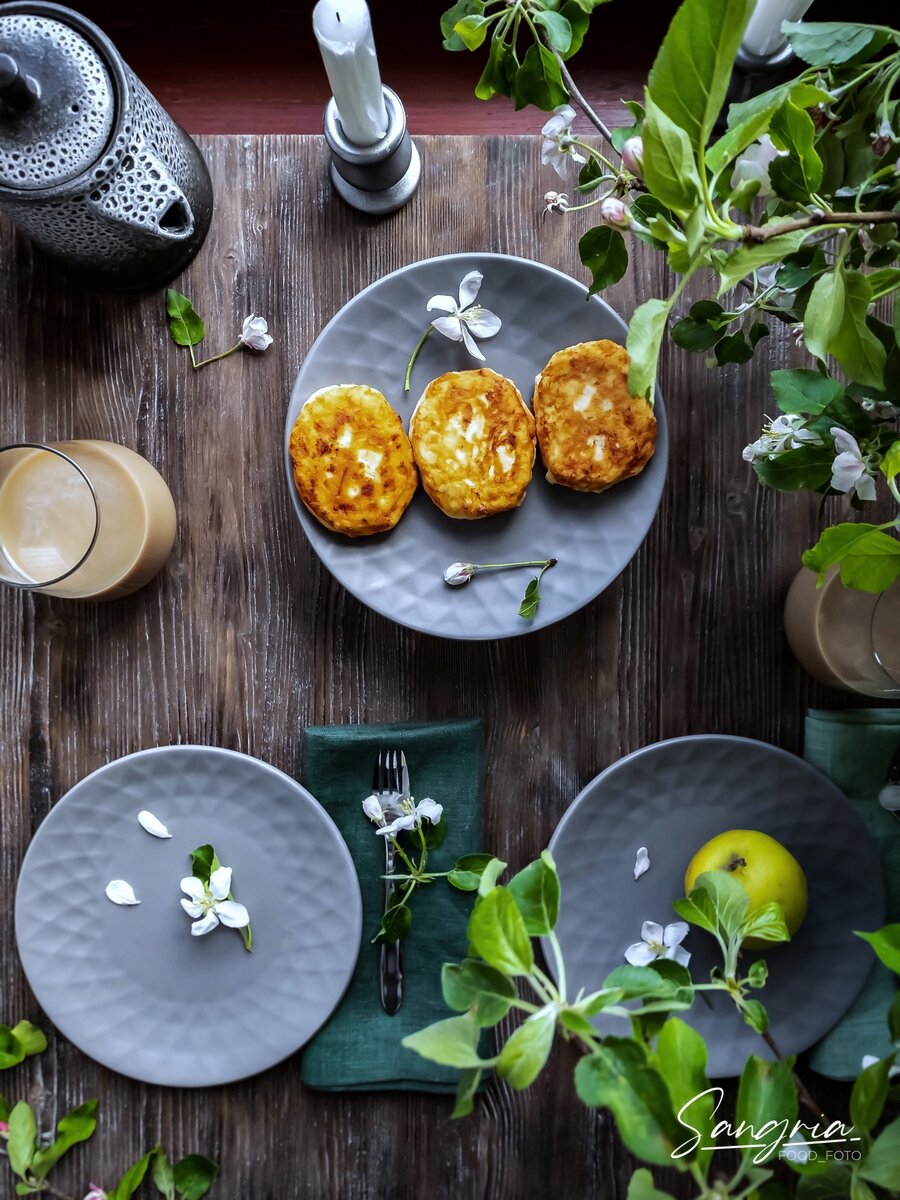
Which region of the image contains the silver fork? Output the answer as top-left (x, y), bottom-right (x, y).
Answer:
top-left (373, 748), bottom-right (406, 1014)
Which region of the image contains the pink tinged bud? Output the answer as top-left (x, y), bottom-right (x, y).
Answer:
top-left (0, 1121), bottom-right (8, 1134)
top-left (621, 136), bottom-right (643, 177)
top-left (599, 197), bottom-right (631, 229)
top-left (443, 562), bottom-right (476, 587)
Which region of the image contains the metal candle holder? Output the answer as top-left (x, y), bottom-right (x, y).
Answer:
top-left (720, 42), bottom-right (797, 124)
top-left (323, 85), bottom-right (420, 216)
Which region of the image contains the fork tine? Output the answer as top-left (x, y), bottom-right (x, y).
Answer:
top-left (391, 749), bottom-right (403, 795)
top-left (373, 749), bottom-right (386, 793)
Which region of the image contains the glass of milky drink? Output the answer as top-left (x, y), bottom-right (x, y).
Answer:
top-left (784, 565), bottom-right (900, 699)
top-left (0, 441), bottom-right (176, 600)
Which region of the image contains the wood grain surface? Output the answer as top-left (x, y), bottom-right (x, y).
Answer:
top-left (0, 135), bottom-right (859, 1200)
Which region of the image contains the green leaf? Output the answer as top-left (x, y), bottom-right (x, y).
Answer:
top-left (108, 1147), bottom-right (158, 1200)
top-left (740, 902), bottom-right (790, 946)
top-left (152, 1148), bottom-right (177, 1200)
top-left (448, 854), bottom-right (505, 892)
top-left (671, 317), bottom-right (723, 353)
top-left (402, 1013), bottom-right (496, 1069)
top-left (559, 3), bottom-right (589, 59)
top-left (737, 1056), bottom-right (797, 1164)
top-left (626, 1168), bottom-right (677, 1199)
top-left (641, 96), bottom-right (701, 216)
top-left (851, 1057), bottom-right (891, 1132)
top-left (477, 856), bottom-right (508, 897)
top-left (627, 297), bottom-right (670, 401)
top-left (803, 526), bottom-right (900, 593)
top-left (496, 1004), bottom-right (557, 1088)
top-left (771, 369), bottom-right (844, 416)
top-left (753, 445), bottom-right (836, 492)
top-left (507, 850), bottom-right (560, 936)
top-left (467, 887), bottom-right (534, 975)
top-left (579, 226), bottom-right (628, 296)
top-left (693, 870), bottom-right (750, 939)
top-left (804, 269), bottom-right (845, 363)
top-left (654, 1019), bottom-right (714, 1172)
top-left (0, 1095), bottom-right (11, 1122)
top-left (374, 902), bottom-right (412, 945)
top-left (577, 155), bottom-right (605, 194)
top-left (30, 1099), bottom-right (98, 1181)
top-left (715, 332), bottom-right (753, 365)
top-left (189, 844), bottom-right (215, 885)
top-left (850, 1178), bottom-right (878, 1200)
top-left (441, 0), bottom-right (485, 50)
top-left (858, 1117), bottom-right (900, 1189)
top-left (646, 0), bottom-right (753, 152)
top-left (513, 42), bottom-right (567, 112)
top-left (888, 990), bottom-right (900, 1042)
top-left (532, 10), bottom-right (572, 55)
top-left (172, 1155), bottom-right (219, 1200)
top-left (741, 999), bottom-right (769, 1033)
top-left (0, 1021), bottom-right (44, 1071)
top-left (749, 322), bottom-right (769, 349)
top-left (575, 1038), bottom-right (688, 1168)
top-left (783, 21), bottom-right (891, 67)
top-left (882, 441), bottom-right (900, 483)
top-left (866, 268), bottom-right (900, 301)
top-left (768, 99), bottom-right (823, 201)
top-left (717, 231), bottom-right (811, 294)
top-left (673, 889), bottom-right (718, 936)
top-left (442, 959), bottom-right (516, 1026)
top-left (451, 1067), bottom-right (482, 1118)
top-left (421, 813), bottom-right (447, 849)
top-left (796, 1166), bottom-right (853, 1199)
top-left (602, 964), bottom-right (679, 1000)
top-left (474, 35), bottom-right (514, 102)
top-left (165, 289), bottom-right (205, 348)
top-left (453, 14), bottom-right (490, 50)
top-left (747, 959), bottom-right (768, 989)
top-left (856, 924), bottom-right (900, 973)
top-left (519, 575), bottom-right (543, 620)
top-left (7, 1102), bottom-right (36, 1179)
top-left (829, 273), bottom-right (885, 390)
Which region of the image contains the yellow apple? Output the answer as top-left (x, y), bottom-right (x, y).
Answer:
top-left (684, 830), bottom-right (808, 948)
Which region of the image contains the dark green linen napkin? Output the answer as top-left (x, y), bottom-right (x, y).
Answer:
top-left (806, 708), bottom-right (900, 1080)
top-left (300, 719), bottom-right (484, 1092)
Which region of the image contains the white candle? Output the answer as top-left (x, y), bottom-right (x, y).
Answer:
top-left (742, 0), bottom-right (815, 57)
top-left (313, 0), bottom-right (388, 147)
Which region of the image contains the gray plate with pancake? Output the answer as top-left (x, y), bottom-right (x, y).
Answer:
top-left (544, 735), bottom-right (884, 1077)
top-left (285, 252), bottom-right (668, 640)
top-left (15, 745), bottom-right (362, 1086)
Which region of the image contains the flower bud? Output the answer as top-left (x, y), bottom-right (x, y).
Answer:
top-left (621, 136), bottom-right (643, 177)
top-left (598, 197), bottom-right (631, 229)
top-left (362, 795), bottom-right (385, 822)
top-left (443, 562), bottom-right (476, 587)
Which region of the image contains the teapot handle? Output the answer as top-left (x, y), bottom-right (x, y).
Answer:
top-left (86, 140), bottom-right (196, 241)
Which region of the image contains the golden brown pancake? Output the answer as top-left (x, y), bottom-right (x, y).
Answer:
top-left (533, 340), bottom-right (656, 492)
top-left (288, 384), bottom-right (417, 537)
top-left (409, 368), bottom-right (536, 519)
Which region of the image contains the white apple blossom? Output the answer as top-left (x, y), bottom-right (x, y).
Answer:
top-left (743, 414), bottom-right (824, 464)
top-left (427, 270), bottom-right (501, 362)
top-left (83, 1186), bottom-right (107, 1200)
top-left (625, 920), bottom-right (691, 968)
top-left (541, 105), bottom-right (586, 177)
top-left (621, 136), bottom-right (644, 177)
top-left (362, 794), bottom-right (389, 823)
top-left (543, 190), bottom-right (570, 215)
top-left (598, 197), bottom-right (631, 229)
top-left (377, 797), bottom-right (443, 838)
top-left (830, 427), bottom-right (877, 501)
top-left (731, 134), bottom-right (784, 199)
top-left (180, 866), bottom-right (250, 937)
top-left (239, 315), bottom-right (273, 351)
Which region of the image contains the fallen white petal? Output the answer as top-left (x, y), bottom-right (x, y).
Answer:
top-left (209, 865), bottom-right (233, 902)
top-left (137, 810), bottom-right (172, 839)
top-left (191, 912), bottom-right (219, 936)
top-left (633, 847), bottom-right (650, 880)
top-left (106, 879), bottom-right (140, 906)
top-left (215, 899), bottom-right (251, 928)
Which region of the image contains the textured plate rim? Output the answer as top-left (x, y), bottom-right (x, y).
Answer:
top-left (543, 733), bottom-right (884, 1073)
top-left (283, 250), bottom-right (668, 641)
top-left (14, 744), bottom-right (363, 1087)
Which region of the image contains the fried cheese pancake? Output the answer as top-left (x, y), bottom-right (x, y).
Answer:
top-left (289, 384), bottom-right (417, 537)
top-left (409, 368), bottom-right (536, 519)
top-left (533, 340), bottom-right (656, 492)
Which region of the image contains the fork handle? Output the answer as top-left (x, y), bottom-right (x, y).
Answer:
top-left (379, 837), bottom-right (404, 1014)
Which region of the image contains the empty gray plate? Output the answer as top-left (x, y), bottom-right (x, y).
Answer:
top-left (15, 746), bottom-right (362, 1087)
top-left (545, 735), bottom-right (885, 1077)
top-left (284, 252), bottom-right (668, 640)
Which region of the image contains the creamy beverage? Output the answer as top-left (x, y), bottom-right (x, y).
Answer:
top-left (0, 441), bottom-right (176, 600)
top-left (784, 566), bottom-right (900, 698)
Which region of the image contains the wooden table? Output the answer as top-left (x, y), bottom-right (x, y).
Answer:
top-left (0, 135), bottom-right (852, 1200)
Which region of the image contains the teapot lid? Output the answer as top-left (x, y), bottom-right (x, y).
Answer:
top-left (0, 10), bottom-right (114, 191)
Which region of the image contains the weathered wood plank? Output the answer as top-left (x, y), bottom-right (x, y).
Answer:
top-left (0, 134), bottom-right (850, 1200)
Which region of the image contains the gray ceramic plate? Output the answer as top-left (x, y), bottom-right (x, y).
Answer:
top-left (15, 746), bottom-right (362, 1087)
top-left (284, 252), bottom-right (668, 640)
top-left (544, 735), bottom-right (884, 1077)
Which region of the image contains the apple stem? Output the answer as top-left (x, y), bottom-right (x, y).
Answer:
top-left (727, 856), bottom-right (747, 871)
top-left (761, 1029), bottom-right (832, 1125)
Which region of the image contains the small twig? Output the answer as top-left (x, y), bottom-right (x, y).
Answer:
top-left (553, 52), bottom-right (616, 150)
top-left (761, 1029), bottom-right (833, 1126)
top-left (742, 210), bottom-right (898, 242)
